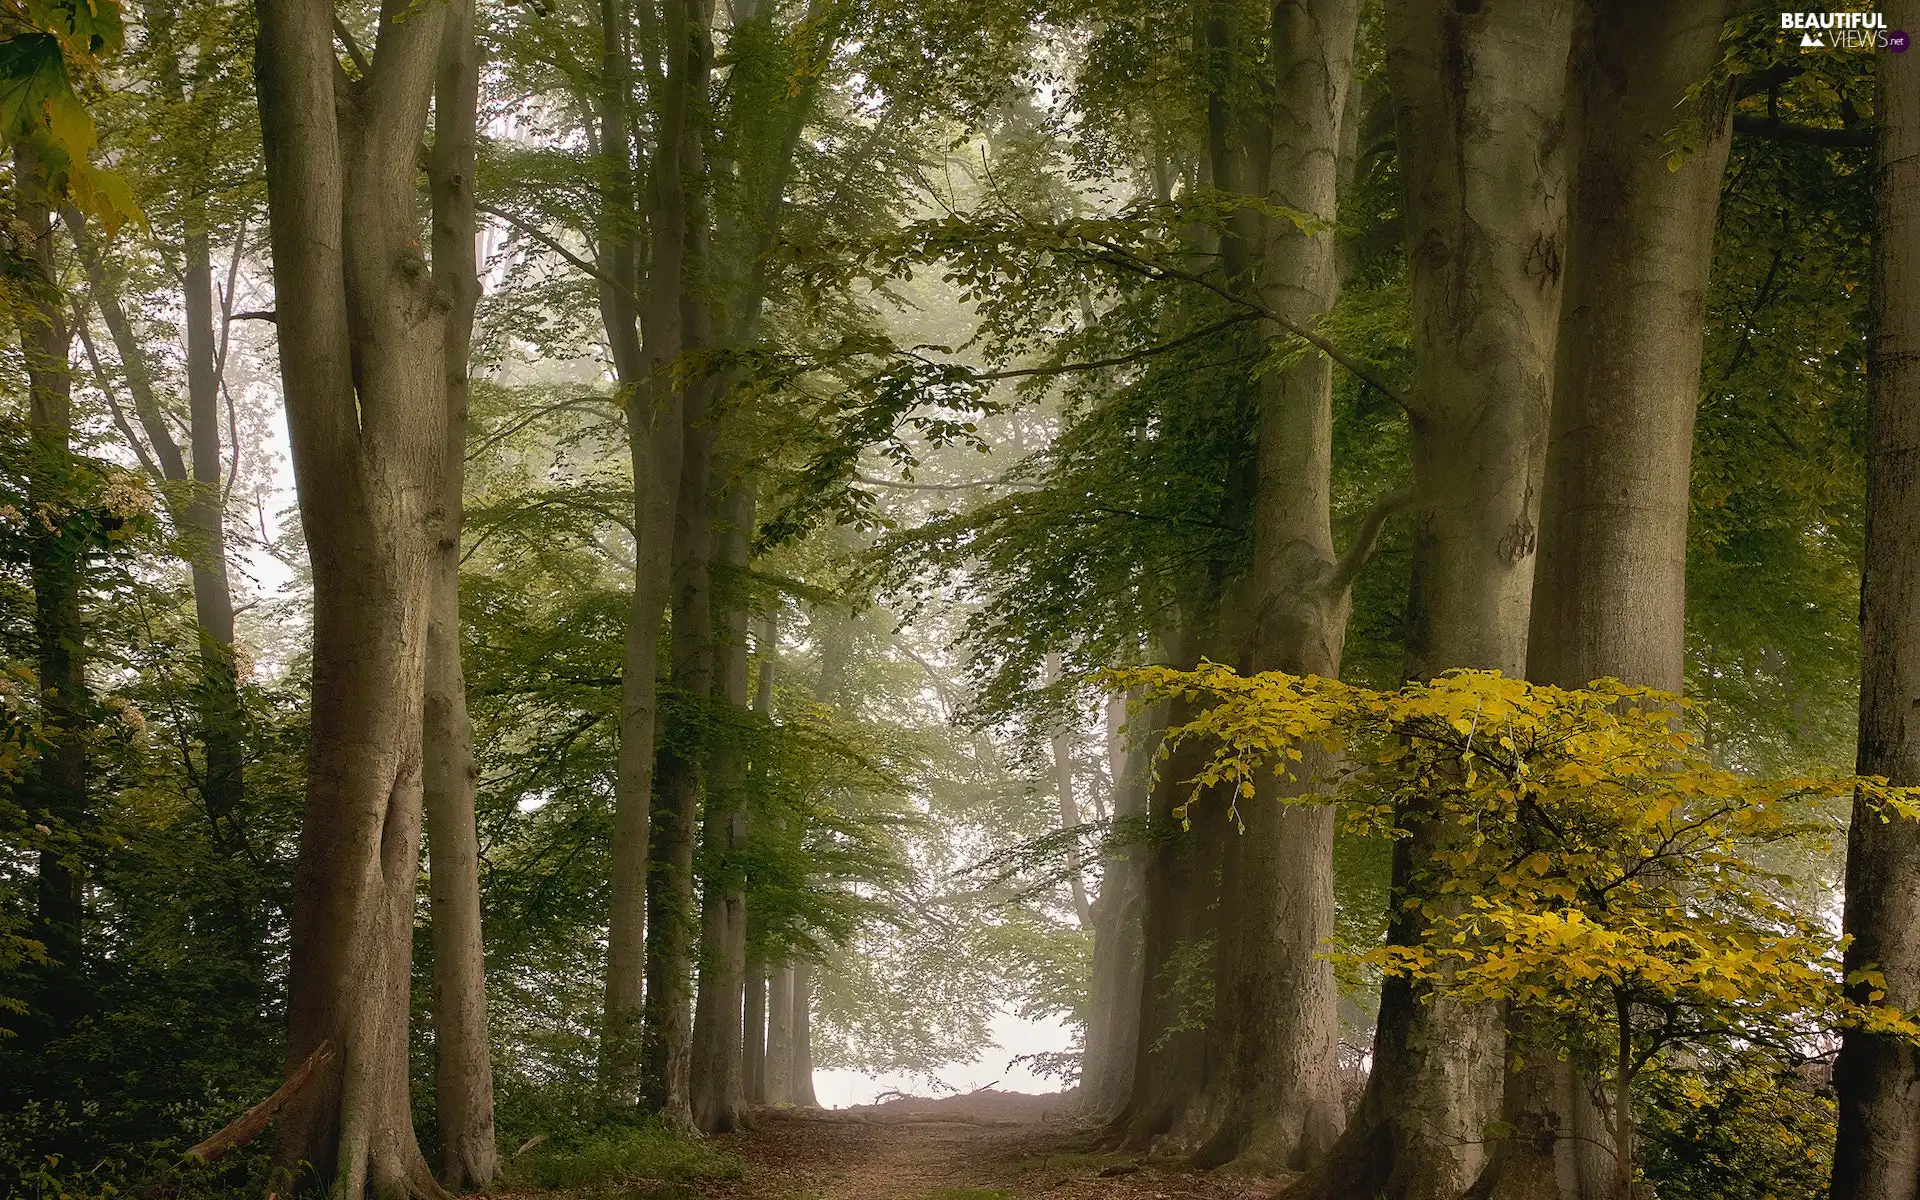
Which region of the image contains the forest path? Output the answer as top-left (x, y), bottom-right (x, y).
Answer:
top-left (692, 1100), bottom-right (1286, 1200)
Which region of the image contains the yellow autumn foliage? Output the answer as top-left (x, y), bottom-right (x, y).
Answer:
top-left (1110, 663), bottom-right (1920, 1070)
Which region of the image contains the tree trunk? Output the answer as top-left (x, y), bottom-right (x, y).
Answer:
top-left (690, 481), bottom-right (754, 1133)
top-left (1184, 0), bottom-right (1359, 1172)
top-left (742, 612), bottom-right (776, 1107)
top-left (15, 147), bottom-right (85, 1024)
top-left (640, 194), bottom-right (719, 1130)
top-left (1489, 5), bottom-right (1736, 1198)
top-left (790, 960), bottom-right (821, 1107)
top-left (597, 0), bottom-right (689, 1103)
top-left (1080, 693), bottom-right (1154, 1118)
top-left (765, 965), bottom-right (795, 1104)
top-left (423, 0), bottom-right (499, 1187)
top-left (1046, 654), bottom-right (1094, 928)
top-left (69, 214), bottom-right (245, 844)
top-left (744, 956), bottom-right (768, 1105)
top-left (1286, 4), bottom-right (1575, 1198)
top-left (1105, 618), bottom-right (1229, 1149)
top-left (182, 231), bottom-right (246, 824)
top-left (1527, 0), bottom-right (1734, 698)
top-left (1832, 3), bottom-right (1920, 1194)
top-left (253, 0), bottom-right (456, 1191)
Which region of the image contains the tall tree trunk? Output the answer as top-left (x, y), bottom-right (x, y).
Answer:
top-left (1080, 693), bottom-right (1154, 1118)
top-left (132, 0), bottom-right (249, 846)
top-left (744, 957), bottom-right (768, 1105)
top-left (14, 146), bottom-right (85, 1025)
top-left (1184, 0), bottom-right (1361, 1172)
top-left (1489, 6), bottom-right (1735, 1199)
top-left (181, 231), bottom-right (247, 835)
top-left (1046, 654), bottom-right (1094, 928)
top-left (597, 0), bottom-right (688, 1102)
top-left (423, 0), bottom-right (499, 1187)
top-left (1285, 4), bottom-right (1575, 1198)
top-left (253, 0), bottom-right (455, 1191)
top-left (68, 214), bottom-right (245, 845)
top-left (742, 612), bottom-right (776, 1107)
top-left (1528, 0), bottom-right (1734, 697)
top-left (1832, 5), bottom-right (1920, 1195)
top-left (640, 137), bottom-right (719, 1125)
top-left (1105, 621), bottom-right (1229, 1149)
top-left (765, 964), bottom-right (795, 1103)
top-left (790, 959), bottom-right (820, 1107)
top-left (690, 481), bottom-right (754, 1133)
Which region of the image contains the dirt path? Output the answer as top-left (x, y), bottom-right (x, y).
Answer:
top-left (695, 1096), bottom-right (1289, 1200)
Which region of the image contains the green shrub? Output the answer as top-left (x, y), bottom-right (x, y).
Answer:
top-left (510, 1122), bottom-right (747, 1191)
top-left (1637, 1054), bottom-right (1835, 1200)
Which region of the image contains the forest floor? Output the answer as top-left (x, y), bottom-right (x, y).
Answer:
top-left (496, 1090), bottom-right (1287, 1200)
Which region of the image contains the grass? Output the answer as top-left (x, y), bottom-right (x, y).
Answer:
top-left (508, 1122), bottom-right (748, 1193)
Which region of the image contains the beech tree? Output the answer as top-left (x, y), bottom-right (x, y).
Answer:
top-left (251, 0), bottom-right (477, 1187)
top-left (1832, 6), bottom-right (1920, 1196)
top-left (1285, 4), bottom-right (1577, 1197)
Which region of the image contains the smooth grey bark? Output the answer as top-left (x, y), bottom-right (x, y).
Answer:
top-left (252, 0), bottom-right (454, 1190)
top-left (423, 0), bottom-right (498, 1187)
top-left (1492, 6), bottom-right (1736, 1199)
top-left (1080, 693), bottom-right (1153, 1118)
top-left (744, 956), bottom-right (768, 1105)
top-left (690, 481), bottom-right (754, 1133)
top-left (765, 965), bottom-right (795, 1103)
top-left (1527, 0), bottom-right (1735, 699)
top-left (638, 50), bottom-right (721, 1113)
top-left (742, 614), bottom-right (776, 1107)
top-left (1105, 620), bottom-right (1230, 1150)
top-left (1179, 0), bottom-right (1361, 1172)
top-left (1285, 5), bottom-right (1575, 1199)
top-left (641, 366), bottom-right (715, 1129)
top-left (1832, 5), bottom-right (1920, 1196)
top-left (790, 959), bottom-right (821, 1107)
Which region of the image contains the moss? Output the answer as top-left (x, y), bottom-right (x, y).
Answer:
top-left (508, 1122), bottom-right (748, 1191)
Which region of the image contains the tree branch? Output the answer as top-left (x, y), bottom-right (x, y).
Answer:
top-left (479, 204), bottom-right (640, 308)
top-left (331, 15), bottom-right (371, 77)
top-left (185, 1041), bottom-right (335, 1163)
top-left (1324, 487), bottom-right (1413, 598)
top-left (1732, 115), bottom-right (1872, 149)
top-left (1068, 232), bottom-right (1416, 413)
top-left (74, 311), bottom-right (164, 482)
top-left (852, 471), bottom-right (1032, 492)
top-left (918, 311), bottom-right (1260, 383)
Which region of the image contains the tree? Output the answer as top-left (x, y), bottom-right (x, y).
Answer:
top-left (1178, 0), bottom-right (1362, 1170)
top-left (422, 0), bottom-right (498, 1185)
top-left (251, 0), bottom-right (464, 1188)
top-left (1079, 691), bottom-right (1152, 1117)
top-left (1285, 3), bottom-right (1577, 1197)
top-left (1832, 7), bottom-right (1920, 1197)
top-left (1496, 5), bottom-right (1740, 1197)
top-left (1131, 663), bottom-right (1920, 1200)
